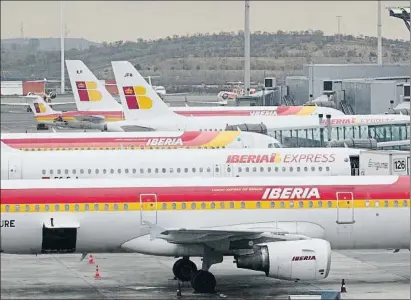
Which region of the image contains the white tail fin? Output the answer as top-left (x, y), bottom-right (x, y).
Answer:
top-left (65, 60), bottom-right (122, 111)
top-left (111, 61), bottom-right (177, 120)
top-left (25, 95), bottom-right (60, 116)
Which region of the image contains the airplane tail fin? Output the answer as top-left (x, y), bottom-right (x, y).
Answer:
top-left (111, 61), bottom-right (177, 121)
top-left (25, 95), bottom-right (60, 116)
top-left (65, 60), bottom-right (122, 112)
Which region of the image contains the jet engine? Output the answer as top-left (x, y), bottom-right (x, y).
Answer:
top-left (235, 239), bottom-right (331, 281)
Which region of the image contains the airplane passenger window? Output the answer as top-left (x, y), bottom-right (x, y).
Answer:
top-left (365, 201), bottom-right (370, 207)
top-left (319, 167), bottom-right (323, 172)
top-left (260, 167), bottom-right (264, 172)
top-left (177, 168), bottom-right (181, 173)
top-left (211, 202), bottom-right (215, 209)
top-left (50, 170), bottom-right (54, 175)
top-left (72, 169), bottom-right (76, 174)
top-left (42, 169), bottom-right (46, 175)
top-left (25, 205), bottom-right (30, 212)
top-left (88, 169), bottom-right (92, 174)
top-left (375, 201), bottom-right (380, 207)
top-left (238, 167), bottom-right (242, 172)
top-left (103, 169), bottom-right (107, 174)
top-left (45, 205), bottom-right (50, 211)
top-left (199, 168), bottom-right (203, 173)
top-left (252, 167), bottom-right (257, 172)
top-left (384, 200), bottom-right (389, 207)
top-left (140, 168), bottom-right (144, 174)
top-left (256, 202), bottom-right (261, 209)
top-left (403, 200), bottom-right (408, 207)
top-left (94, 204), bottom-right (99, 210)
top-left (148, 169), bottom-right (151, 174)
top-left (311, 166), bottom-right (315, 171)
top-left (58, 169), bottom-right (62, 175)
top-left (132, 169), bottom-right (137, 174)
top-left (85, 204), bottom-right (89, 211)
top-left (267, 167), bottom-right (271, 172)
top-left (297, 167), bottom-right (301, 172)
top-left (104, 204), bottom-right (109, 211)
top-left (241, 202), bottom-right (245, 209)
top-left (280, 202), bottom-right (284, 208)
top-left (80, 169), bottom-right (84, 174)
top-left (304, 167), bottom-right (308, 172)
top-left (245, 167), bottom-right (250, 172)
top-left (192, 168), bottom-right (196, 173)
top-left (326, 166), bottom-right (330, 171)
top-left (201, 202), bottom-right (206, 209)
top-left (207, 168), bottom-right (211, 173)
top-left (124, 204), bottom-right (129, 210)
top-left (155, 168), bottom-right (159, 173)
top-left (327, 201), bottom-right (332, 208)
top-left (227, 167), bottom-right (231, 172)
top-left (230, 202), bottom-right (235, 209)
top-left (308, 201), bottom-right (313, 208)
top-left (13, 204), bottom-right (20, 211)
top-left (162, 203), bottom-right (167, 210)
top-left (169, 168), bottom-right (174, 173)
top-left (191, 203), bottom-right (196, 209)
top-left (125, 169), bottom-right (129, 174)
top-left (162, 168), bottom-right (166, 173)
top-left (95, 169), bottom-right (99, 174)
top-left (394, 200), bottom-right (399, 207)
top-left (299, 201), bottom-right (303, 208)
top-left (282, 167), bottom-right (286, 172)
top-left (270, 202), bottom-right (275, 208)
top-left (181, 203), bottom-right (186, 209)
top-left (289, 201), bottom-right (294, 208)
top-left (220, 202), bottom-right (225, 209)
top-left (290, 167), bottom-right (293, 172)
top-left (65, 169), bottom-right (69, 174)
top-left (55, 204), bottom-right (60, 211)
top-left (184, 168), bottom-right (188, 173)
top-left (35, 205), bottom-right (40, 211)
top-left (74, 204), bottom-right (79, 211)
top-left (5, 205), bottom-right (9, 212)
top-left (118, 169), bottom-right (122, 174)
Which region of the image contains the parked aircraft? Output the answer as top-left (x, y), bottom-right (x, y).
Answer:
top-left (0, 131), bottom-right (282, 151)
top-left (1, 175), bottom-right (409, 293)
top-left (1, 146), bottom-right (361, 180)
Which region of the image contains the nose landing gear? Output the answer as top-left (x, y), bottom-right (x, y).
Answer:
top-left (172, 257), bottom-right (197, 281)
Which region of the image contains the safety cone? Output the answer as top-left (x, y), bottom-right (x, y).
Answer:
top-left (340, 279), bottom-right (347, 293)
top-left (94, 265), bottom-right (101, 279)
top-left (88, 254), bottom-right (95, 264)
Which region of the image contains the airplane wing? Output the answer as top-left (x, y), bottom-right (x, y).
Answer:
top-left (144, 221), bottom-right (319, 247)
top-left (71, 115), bottom-right (106, 123)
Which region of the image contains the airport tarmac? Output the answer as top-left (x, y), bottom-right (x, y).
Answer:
top-left (1, 250), bottom-right (409, 299)
top-left (0, 94), bottom-right (217, 133)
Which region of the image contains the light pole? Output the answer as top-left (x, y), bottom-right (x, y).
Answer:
top-left (60, 0), bottom-right (65, 94)
top-left (377, 0), bottom-right (382, 64)
top-left (244, 0), bottom-right (250, 96)
top-left (336, 16), bottom-right (342, 44)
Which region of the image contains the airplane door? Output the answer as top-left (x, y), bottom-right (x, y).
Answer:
top-left (214, 165), bottom-right (222, 177)
top-left (8, 157), bottom-right (22, 179)
top-left (140, 194), bottom-right (158, 225)
top-left (336, 192), bottom-right (355, 224)
top-left (225, 164), bottom-right (234, 177)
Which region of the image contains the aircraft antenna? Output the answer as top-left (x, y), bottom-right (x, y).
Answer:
top-left (60, 0), bottom-right (65, 94)
top-left (244, 0), bottom-right (251, 96)
top-left (377, 0), bottom-right (383, 64)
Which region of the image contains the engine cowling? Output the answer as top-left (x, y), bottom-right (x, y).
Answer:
top-left (235, 239), bottom-right (331, 281)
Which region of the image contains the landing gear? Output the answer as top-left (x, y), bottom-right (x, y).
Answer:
top-left (172, 257), bottom-right (197, 282)
top-left (190, 270), bottom-right (216, 293)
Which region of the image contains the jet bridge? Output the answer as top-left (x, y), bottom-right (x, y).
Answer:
top-left (388, 6), bottom-right (410, 31)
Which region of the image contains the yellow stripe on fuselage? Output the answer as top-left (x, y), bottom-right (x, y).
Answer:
top-left (1, 199), bottom-right (408, 214)
top-left (295, 106), bottom-right (316, 115)
top-left (202, 131), bottom-right (241, 148)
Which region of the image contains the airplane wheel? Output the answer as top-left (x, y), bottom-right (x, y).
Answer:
top-left (190, 270), bottom-right (216, 294)
top-left (172, 258), bottom-right (197, 282)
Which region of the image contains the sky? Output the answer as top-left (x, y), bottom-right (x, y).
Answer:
top-left (1, 1), bottom-right (410, 42)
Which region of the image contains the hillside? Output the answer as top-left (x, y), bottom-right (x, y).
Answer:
top-left (1, 31), bottom-right (409, 88)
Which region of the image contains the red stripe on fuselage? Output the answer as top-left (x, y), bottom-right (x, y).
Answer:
top-left (1, 178), bottom-right (409, 205)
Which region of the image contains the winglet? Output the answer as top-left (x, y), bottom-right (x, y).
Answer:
top-left (143, 221), bottom-right (166, 240)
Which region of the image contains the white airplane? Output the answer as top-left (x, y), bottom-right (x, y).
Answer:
top-left (1, 175), bottom-right (409, 293)
top-left (0, 130), bottom-right (282, 151)
top-left (1, 145), bottom-right (361, 180)
top-left (108, 61), bottom-right (410, 133)
top-left (65, 60), bottom-right (344, 119)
